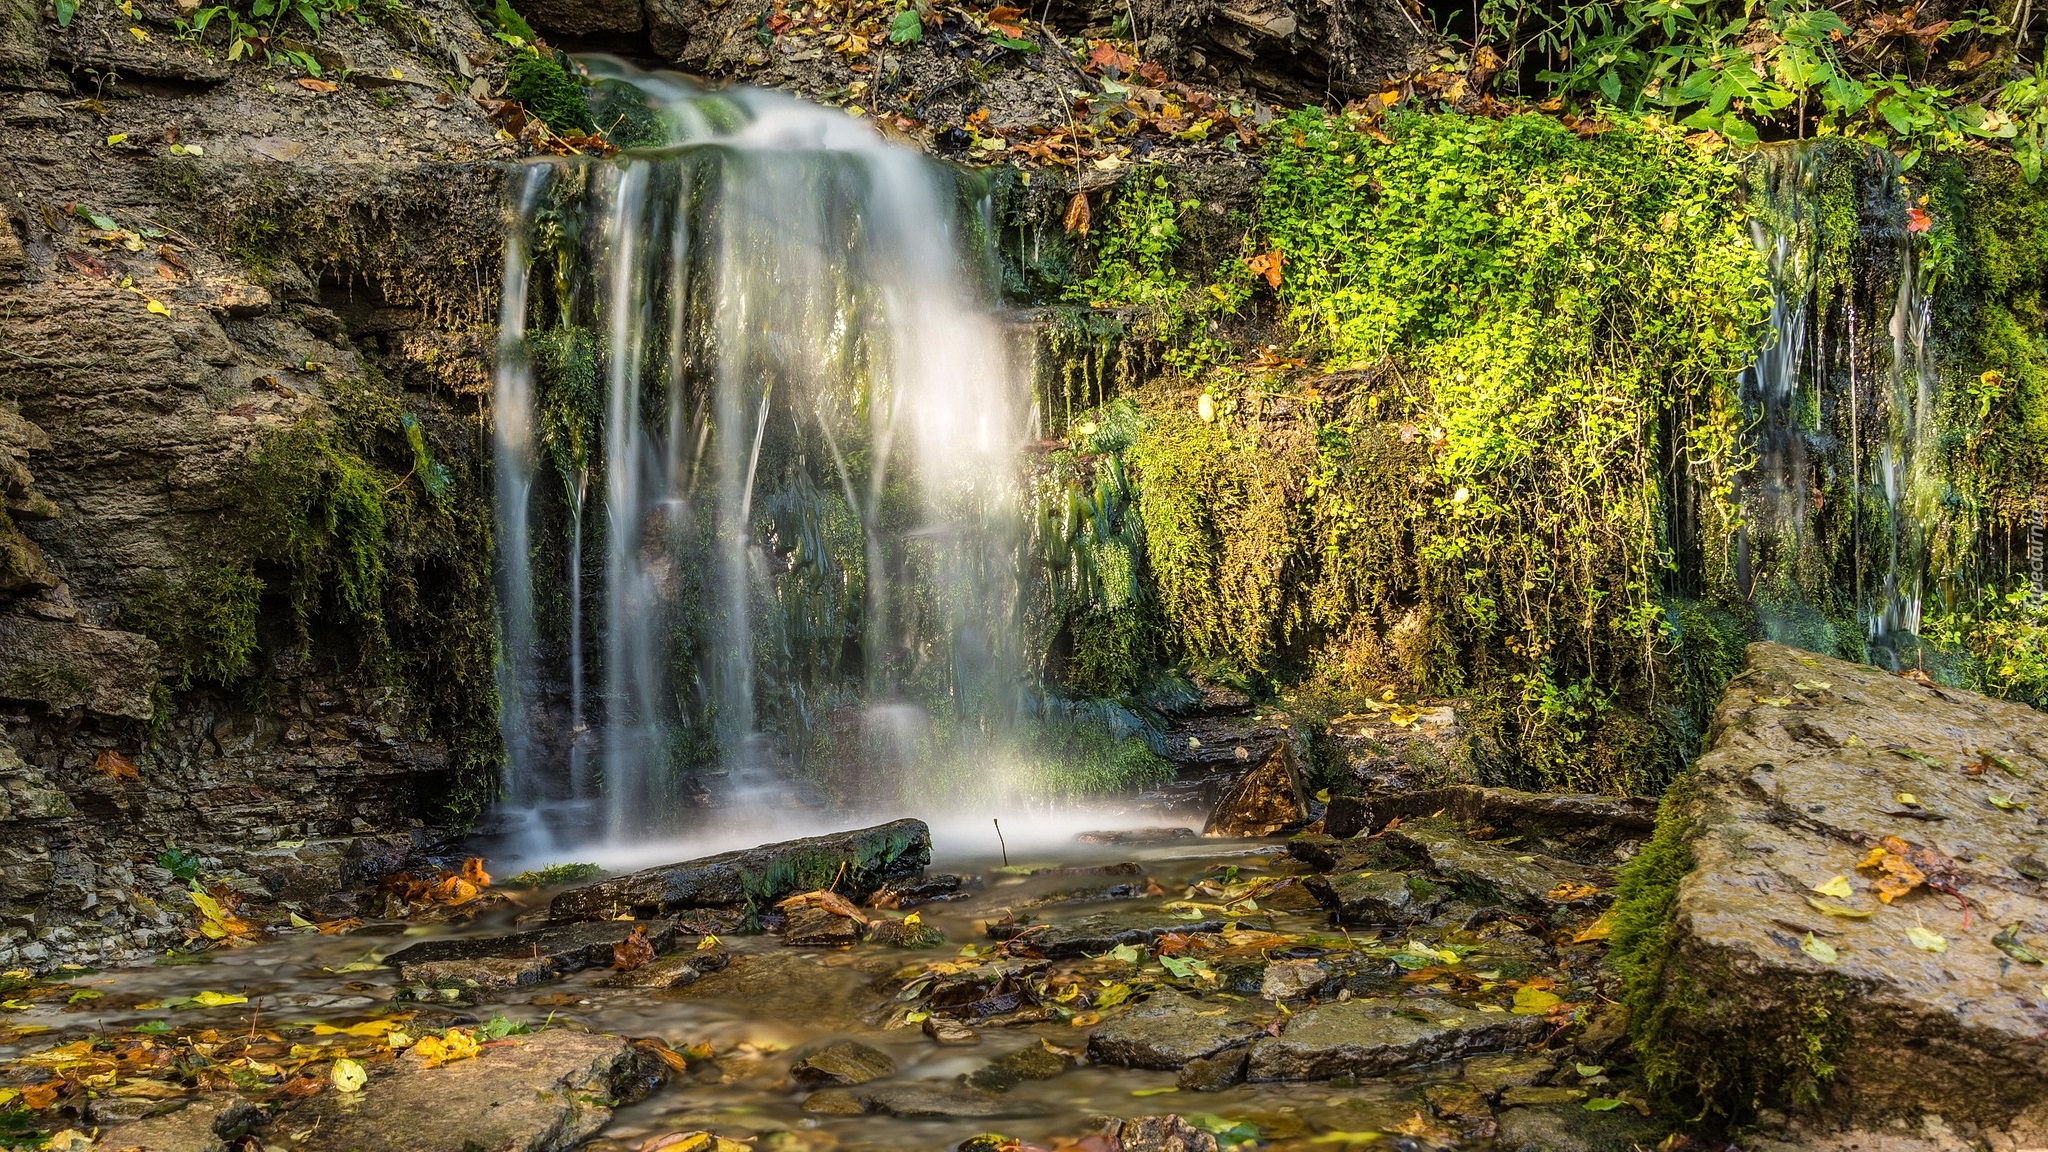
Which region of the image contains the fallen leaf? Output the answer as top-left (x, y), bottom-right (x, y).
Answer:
top-left (613, 924), bottom-right (655, 972)
top-left (1994, 924), bottom-right (2043, 964)
top-left (330, 1056), bottom-right (368, 1092)
top-left (1811, 875), bottom-right (1854, 899)
top-left (1511, 986), bottom-right (1561, 1014)
top-left (1547, 881), bottom-right (1600, 902)
top-left (297, 78), bottom-right (339, 93)
top-left (1244, 248), bottom-right (1285, 288)
top-left (94, 749), bottom-right (140, 780)
top-left (189, 990), bottom-right (247, 1007)
top-left (1800, 933), bottom-right (1838, 964)
top-left (1805, 896), bottom-right (1873, 919)
top-left (1906, 206), bottom-right (1932, 233)
top-left (1857, 839), bottom-right (1928, 903)
top-left (1905, 925), bottom-right (1947, 952)
top-left (412, 1028), bottom-right (481, 1067)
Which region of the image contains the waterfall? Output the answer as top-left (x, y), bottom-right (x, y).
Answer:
top-left (490, 62), bottom-right (1027, 845)
top-left (1737, 141), bottom-right (1942, 669)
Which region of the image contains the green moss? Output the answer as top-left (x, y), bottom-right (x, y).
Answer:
top-left (127, 564), bottom-right (263, 689)
top-left (239, 422), bottom-right (392, 638)
top-left (506, 53), bottom-right (594, 136)
top-left (5, 662), bottom-right (91, 702)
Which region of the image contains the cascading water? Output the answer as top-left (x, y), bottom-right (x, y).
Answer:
top-left (491, 62), bottom-right (1032, 848)
top-left (1736, 140), bottom-right (1943, 669)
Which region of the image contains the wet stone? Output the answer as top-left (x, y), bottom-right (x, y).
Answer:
top-left (1087, 989), bottom-right (1269, 1069)
top-left (1258, 957), bottom-right (1328, 1000)
top-left (1246, 997), bottom-right (1549, 1081)
top-left (789, 1039), bottom-right (897, 1087)
top-left (595, 949), bottom-right (730, 989)
top-left (989, 910), bottom-right (1274, 958)
top-left (397, 955), bottom-right (557, 989)
top-left (1204, 744), bottom-right (1311, 837)
top-left (782, 905), bottom-right (864, 947)
top-left (1075, 827), bottom-right (1199, 846)
top-left (867, 918), bottom-right (946, 948)
top-left (1305, 870), bottom-right (1446, 927)
top-left (962, 1040), bottom-right (1075, 1091)
top-left (1462, 1051), bottom-right (1559, 1094)
top-left (1380, 818), bottom-right (1609, 912)
top-left (95, 1099), bottom-right (260, 1152)
top-left (1111, 1115), bottom-right (1223, 1152)
top-left (923, 1015), bottom-right (981, 1045)
top-left (277, 1029), bottom-right (663, 1152)
top-left (1177, 1047), bottom-right (1250, 1091)
top-left (383, 920), bottom-right (677, 976)
top-left (1500, 1085), bottom-right (1587, 1106)
top-left (547, 819), bottom-right (931, 922)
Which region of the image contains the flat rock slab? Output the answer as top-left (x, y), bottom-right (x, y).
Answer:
top-left (385, 920), bottom-right (677, 979)
top-left (1088, 989), bottom-right (1271, 1069)
top-left (1246, 997), bottom-right (1547, 1081)
top-left (1381, 817), bottom-right (1609, 912)
top-left (96, 1099), bottom-right (259, 1152)
top-left (989, 911), bottom-right (1275, 958)
top-left (595, 949), bottom-right (730, 989)
top-left (1304, 870), bottom-right (1445, 926)
top-left (547, 820), bottom-right (930, 922)
top-left (1639, 642), bottom-right (2048, 1132)
top-left (280, 1029), bottom-right (661, 1152)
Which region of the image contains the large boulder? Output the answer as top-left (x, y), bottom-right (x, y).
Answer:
top-left (547, 820), bottom-right (931, 922)
top-left (1617, 642), bottom-right (2048, 1135)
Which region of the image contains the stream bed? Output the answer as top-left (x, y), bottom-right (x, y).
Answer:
top-left (0, 813), bottom-right (1649, 1152)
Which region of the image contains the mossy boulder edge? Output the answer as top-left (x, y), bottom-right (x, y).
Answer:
top-left (1611, 641), bottom-right (2048, 1133)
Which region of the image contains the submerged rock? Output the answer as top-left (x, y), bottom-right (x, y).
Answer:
top-left (546, 819), bottom-right (931, 922)
top-left (802, 1081), bottom-right (1043, 1118)
top-left (385, 920), bottom-right (677, 979)
top-left (789, 1039), bottom-right (897, 1087)
top-left (1380, 817), bottom-right (1610, 912)
top-left (398, 956), bottom-right (558, 989)
top-left (1304, 869), bottom-right (1446, 926)
top-left (1076, 827), bottom-right (1199, 846)
top-left (280, 1029), bottom-right (663, 1152)
top-left (1623, 642), bottom-right (2048, 1132)
top-left (962, 1041), bottom-right (1075, 1091)
top-left (1246, 997), bottom-right (1547, 1081)
top-left (1110, 1115), bottom-right (1223, 1152)
top-left (989, 910), bottom-right (1274, 958)
top-left (781, 905), bottom-right (865, 947)
top-left (594, 949), bottom-right (731, 989)
top-left (1087, 989), bottom-right (1269, 1069)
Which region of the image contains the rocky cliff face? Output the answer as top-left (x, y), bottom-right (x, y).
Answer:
top-left (0, 0), bottom-right (510, 967)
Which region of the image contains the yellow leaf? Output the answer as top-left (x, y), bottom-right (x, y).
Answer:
top-left (127, 25), bottom-right (150, 40)
top-left (1811, 875), bottom-right (1853, 899)
top-left (1131, 1085), bottom-right (1178, 1096)
top-left (1906, 925), bottom-right (1946, 953)
top-left (413, 1027), bottom-right (481, 1067)
top-left (107, 133), bottom-right (128, 145)
top-left (389, 66), bottom-right (404, 79)
top-left (331, 1057), bottom-right (367, 1093)
top-left (697, 934), bottom-right (720, 950)
top-left (1896, 792), bottom-right (1919, 806)
top-left (1799, 933), bottom-right (1838, 964)
top-left (311, 1019), bottom-right (404, 1038)
top-left (1070, 1011), bottom-right (1101, 1027)
top-left (904, 912), bottom-right (921, 926)
top-left (1570, 910), bottom-right (1614, 943)
top-left (1511, 986), bottom-right (1561, 1014)
top-left (146, 298), bottom-right (169, 316)
top-left (1805, 897), bottom-right (1873, 919)
top-left (190, 990), bottom-right (247, 1007)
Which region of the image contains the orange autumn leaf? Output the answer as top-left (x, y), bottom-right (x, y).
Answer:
top-left (460, 858), bottom-right (491, 888)
top-left (94, 749), bottom-right (140, 780)
top-left (1245, 249), bottom-right (1285, 288)
top-left (1906, 206), bottom-right (1933, 233)
top-left (296, 78), bottom-right (338, 93)
top-left (1856, 837), bottom-right (1927, 904)
top-left (1063, 191), bottom-right (1090, 236)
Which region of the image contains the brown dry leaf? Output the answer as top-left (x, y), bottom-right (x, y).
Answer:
top-left (94, 749), bottom-right (141, 781)
top-left (777, 888), bottom-right (869, 924)
top-left (613, 924), bottom-right (656, 972)
top-left (1063, 191), bottom-right (1091, 236)
top-left (296, 78), bottom-right (338, 93)
top-left (20, 1081), bottom-right (61, 1110)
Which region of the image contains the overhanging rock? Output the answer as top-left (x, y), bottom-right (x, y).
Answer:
top-left (1619, 641), bottom-right (2048, 1134)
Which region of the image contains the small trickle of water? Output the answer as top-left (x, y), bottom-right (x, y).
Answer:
top-left (1737, 141), bottom-right (1938, 667)
top-left (490, 62), bottom-right (1029, 848)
